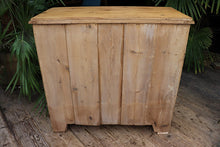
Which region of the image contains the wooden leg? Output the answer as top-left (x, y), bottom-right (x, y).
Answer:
top-left (152, 122), bottom-right (170, 134)
top-left (33, 25), bottom-right (73, 133)
top-left (145, 25), bottom-right (190, 135)
top-left (51, 120), bottom-right (67, 132)
top-left (48, 107), bottom-right (68, 132)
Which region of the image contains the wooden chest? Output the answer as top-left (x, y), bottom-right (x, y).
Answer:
top-left (29, 7), bottom-right (194, 133)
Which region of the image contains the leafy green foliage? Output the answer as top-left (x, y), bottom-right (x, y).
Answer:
top-left (185, 27), bottom-right (213, 74)
top-left (154, 0), bottom-right (205, 20)
top-left (197, 0), bottom-right (220, 14)
top-left (1, 0), bottom-right (64, 114)
top-left (3, 0), bottom-right (43, 98)
top-left (154, 0), bottom-right (220, 14)
top-left (34, 92), bottom-right (48, 115)
top-left (0, 20), bottom-right (14, 51)
top-left (6, 34), bottom-right (41, 99)
top-left (0, 1), bottom-right (8, 19)
top-left (0, 1), bottom-right (14, 51)
top-left (153, 0), bottom-right (218, 73)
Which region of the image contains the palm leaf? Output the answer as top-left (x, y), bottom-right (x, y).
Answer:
top-left (184, 27), bottom-right (213, 73)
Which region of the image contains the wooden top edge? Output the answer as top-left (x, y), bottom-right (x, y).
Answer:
top-left (29, 6), bottom-right (194, 25)
top-left (29, 19), bottom-right (194, 25)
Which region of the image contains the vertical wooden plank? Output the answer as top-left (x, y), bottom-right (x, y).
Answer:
top-left (148, 24), bottom-right (190, 133)
top-left (98, 24), bottom-right (123, 124)
top-left (121, 24), bottom-right (156, 125)
top-left (33, 25), bottom-right (74, 131)
top-left (66, 24), bottom-right (100, 125)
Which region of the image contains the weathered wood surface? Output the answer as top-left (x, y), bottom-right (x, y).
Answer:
top-left (29, 7), bottom-right (194, 24)
top-left (33, 25), bottom-right (74, 132)
top-left (66, 24), bottom-right (100, 126)
top-left (31, 6), bottom-right (194, 133)
top-left (121, 24), bottom-right (190, 131)
top-left (121, 24), bottom-right (156, 125)
top-left (33, 23), bottom-right (190, 132)
top-left (0, 89), bottom-right (84, 147)
top-left (147, 24), bottom-right (190, 132)
top-left (0, 105), bottom-right (17, 147)
top-left (0, 69), bottom-right (220, 147)
top-left (98, 24), bottom-right (123, 124)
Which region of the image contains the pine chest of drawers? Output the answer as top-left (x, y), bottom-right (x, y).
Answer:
top-left (30, 6), bottom-right (193, 133)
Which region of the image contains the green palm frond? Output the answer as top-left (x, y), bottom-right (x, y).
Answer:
top-left (153, 0), bottom-right (216, 73)
top-left (154, 0), bottom-right (220, 19)
top-left (0, 0), bottom-right (8, 17)
top-left (184, 27), bottom-right (213, 74)
top-left (34, 91), bottom-right (47, 115)
top-left (153, 0), bottom-right (206, 20)
top-left (6, 33), bottom-right (41, 99)
top-left (197, 0), bottom-right (220, 14)
top-left (0, 20), bottom-right (14, 50)
top-left (2, 0), bottom-right (64, 113)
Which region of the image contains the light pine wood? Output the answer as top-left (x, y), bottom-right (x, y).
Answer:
top-left (33, 25), bottom-right (74, 131)
top-left (29, 7), bottom-right (194, 25)
top-left (31, 6), bottom-right (193, 133)
top-left (147, 24), bottom-right (190, 133)
top-left (121, 24), bottom-right (156, 125)
top-left (98, 24), bottom-right (123, 124)
top-left (66, 24), bottom-right (100, 125)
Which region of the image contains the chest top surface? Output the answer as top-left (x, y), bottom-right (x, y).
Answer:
top-left (29, 6), bottom-right (194, 24)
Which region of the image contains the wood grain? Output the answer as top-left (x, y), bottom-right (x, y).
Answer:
top-left (32, 7), bottom-right (193, 133)
top-left (121, 24), bottom-right (156, 125)
top-left (33, 25), bottom-right (74, 131)
top-left (1, 68), bottom-right (220, 146)
top-left (98, 24), bottom-right (123, 124)
top-left (29, 7), bottom-right (194, 24)
top-left (66, 24), bottom-right (100, 125)
top-left (0, 111), bottom-right (18, 147)
top-left (147, 24), bottom-right (190, 132)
